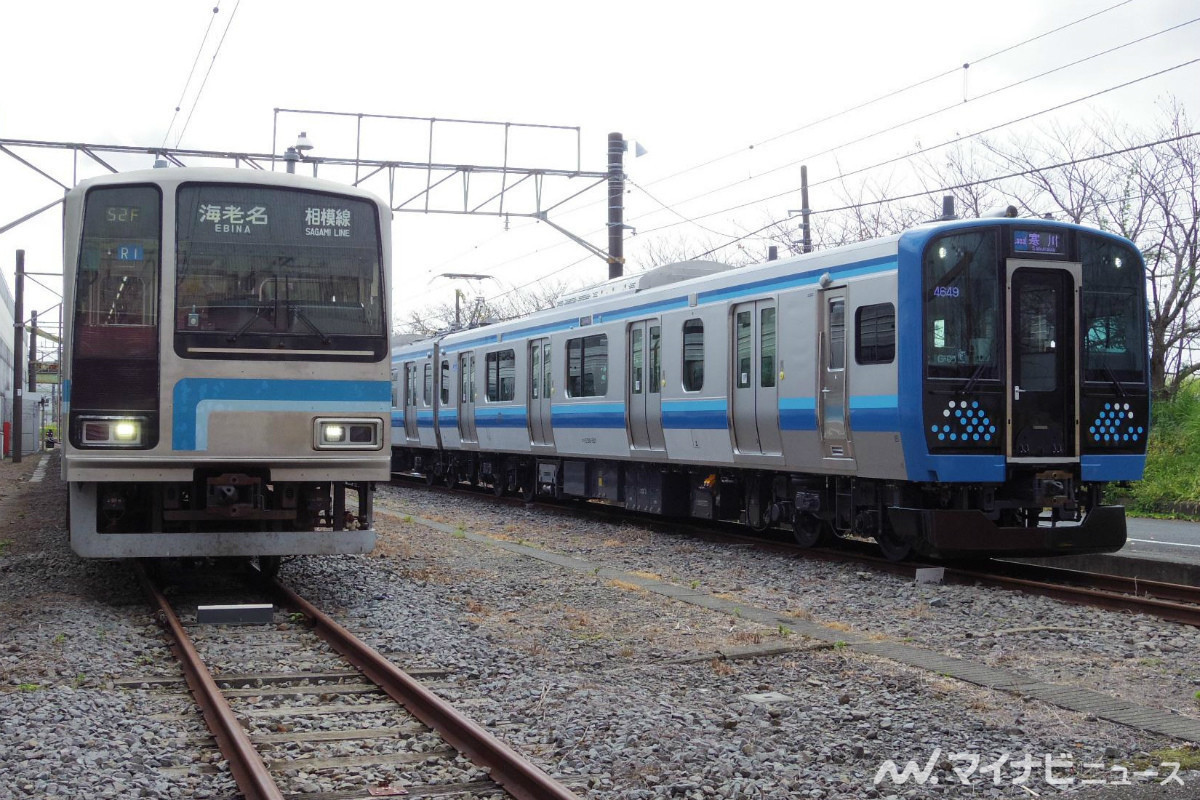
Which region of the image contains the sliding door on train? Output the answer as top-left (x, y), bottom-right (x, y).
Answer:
top-left (817, 290), bottom-right (852, 461)
top-left (731, 301), bottom-right (782, 456)
top-left (458, 352), bottom-right (478, 445)
top-left (627, 321), bottom-right (665, 451)
top-left (528, 338), bottom-right (554, 447)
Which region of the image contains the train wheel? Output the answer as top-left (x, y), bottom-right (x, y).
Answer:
top-left (492, 475), bottom-right (506, 497)
top-left (874, 525), bottom-right (912, 562)
top-left (792, 513), bottom-right (832, 548)
top-left (444, 468), bottom-right (459, 489)
top-left (254, 556), bottom-right (282, 579)
top-left (424, 469), bottom-right (437, 486)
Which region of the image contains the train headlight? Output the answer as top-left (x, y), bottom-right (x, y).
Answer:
top-left (77, 416), bottom-right (146, 447)
top-left (314, 418), bottom-right (382, 450)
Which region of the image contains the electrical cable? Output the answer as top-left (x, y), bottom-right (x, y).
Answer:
top-left (176, 0), bottom-right (242, 149)
top-left (687, 129), bottom-right (1200, 260)
top-left (160, 3), bottom-right (221, 150)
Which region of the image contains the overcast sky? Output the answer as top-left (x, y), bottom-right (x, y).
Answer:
top-left (1, 0), bottom-right (1196, 334)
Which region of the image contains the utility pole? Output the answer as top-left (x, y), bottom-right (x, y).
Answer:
top-left (12, 250), bottom-right (23, 463)
top-left (607, 132), bottom-right (625, 279)
top-left (800, 165), bottom-right (812, 254)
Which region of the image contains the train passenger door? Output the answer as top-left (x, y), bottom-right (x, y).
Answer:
top-left (627, 320), bottom-right (665, 451)
top-left (403, 362), bottom-right (419, 444)
top-left (817, 290), bottom-right (852, 459)
top-left (458, 352), bottom-right (477, 445)
top-left (1007, 264), bottom-right (1079, 459)
top-left (731, 301), bottom-right (782, 455)
top-left (528, 338), bottom-right (554, 446)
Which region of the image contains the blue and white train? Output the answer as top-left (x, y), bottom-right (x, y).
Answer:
top-left (391, 215), bottom-right (1148, 559)
top-left (62, 167), bottom-right (392, 570)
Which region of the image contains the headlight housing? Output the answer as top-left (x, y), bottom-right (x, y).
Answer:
top-left (314, 418), bottom-right (383, 450)
top-left (75, 415), bottom-right (148, 448)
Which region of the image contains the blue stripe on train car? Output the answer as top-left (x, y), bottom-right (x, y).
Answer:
top-left (417, 410), bottom-right (435, 428)
top-left (848, 394), bottom-right (900, 431)
top-left (475, 407), bottom-right (528, 428)
top-left (437, 410), bottom-right (459, 426)
top-left (173, 378), bottom-right (392, 451)
top-left (779, 396), bottom-right (817, 430)
top-left (551, 402), bottom-right (626, 429)
top-left (391, 410), bottom-right (404, 428)
top-left (662, 398), bottom-right (728, 430)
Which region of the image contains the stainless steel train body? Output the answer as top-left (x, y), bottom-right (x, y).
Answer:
top-left (62, 168), bottom-right (392, 559)
top-left (392, 217), bottom-right (1148, 558)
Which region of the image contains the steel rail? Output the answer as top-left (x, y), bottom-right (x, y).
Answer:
top-left (270, 579), bottom-right (581, 800)
top-left (135, 562), bottom-right (284, 800)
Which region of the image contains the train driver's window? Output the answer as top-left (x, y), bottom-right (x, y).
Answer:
top-left (683, 319), bottom-right (704, 391)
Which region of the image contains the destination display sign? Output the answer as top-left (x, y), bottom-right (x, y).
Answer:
top-left (1012, 229), bottom-right (1067, 256)
top-left (177, 184), bottom-right (377, 247)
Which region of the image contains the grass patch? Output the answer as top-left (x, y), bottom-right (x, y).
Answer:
top-left (607, 579), bottom-right (646, 594)
top-left (0, 539), bottom-right (11, 555)
top-left (1122, 381), bottom-right (1200, 517)
top-left (1132, 745), bottom-right (1200, 770)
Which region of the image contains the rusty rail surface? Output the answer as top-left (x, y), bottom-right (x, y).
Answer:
top-left (271, 578), bottom-right (580, 800)
top-left (135, 562), bottom-right (284, 800)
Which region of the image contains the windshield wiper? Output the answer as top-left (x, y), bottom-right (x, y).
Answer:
top-left (1102, 365), bottom-right (1128, 399)
top-left (288, 302), bottom-right (331, 345)
top-left (960, 362), bottom-right (989, 395)
top-left (226, 305), bottom-right (272, 343)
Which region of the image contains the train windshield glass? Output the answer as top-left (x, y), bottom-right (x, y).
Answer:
top-left (923, 230), bottom-right (1000, 380)
top-left (1080, 235), bottom-right (1145, 384)
top-left (175, 184), bottom-right (384, 349)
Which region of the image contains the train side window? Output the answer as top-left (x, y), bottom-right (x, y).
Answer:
top-left (855, 303), bottom-right (896, 365)
top-left (683, 319), bottom-right (704, 391)
top-left (649, 326), bottom-right (661, 394)
top-left (486, 349), bottom-right (515, 401)
top-left (760, 307), bottom-right (776, 387)
top-left (736, 311), bottom-right (752, 388)
top-left (543, 342), bottom-right (552, 398)
top-left (828, 300), bottom-right (845, 370)
top-left (440, 359), bottom-right (450, 404)
top-left (406, 363), bottom-right (417, 407)
top-left (391, 369), bottom-right (400, 407)
top-left (566, 334), bottom-right (608, 397)
top-left (631, 328), bottom-right (644, 394)
top-left (531, 344), bottom-right (541, 399)
top-left (423, 363), bottom-right (432, 405)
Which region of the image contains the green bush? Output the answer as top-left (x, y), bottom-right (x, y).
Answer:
top-left (1122, 380), bottom-right (1200, 516)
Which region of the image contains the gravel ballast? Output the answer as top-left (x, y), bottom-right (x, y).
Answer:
top-left (3, 456), bottom-right (1198, 799)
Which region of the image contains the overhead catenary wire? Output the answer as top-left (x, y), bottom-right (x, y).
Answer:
top-left (641, 0), bottom-right (1138, 191)
top-left (632, 18), bottom-right (1200, 229)
top-left (160, 3), bottom-right (222, 150)
top-left (176, 0), bottom-right (242, 149)
top-left (686, 129), bottom-right (1200, 261)
top-left (635, 56), bottom-right (1200, 241)
top-left (463, 17), bottom-right (1196, 307)
top-left (409, 2), bottom-right (1145, 305)
top-left (483, 57), bottom-right (1200, 305)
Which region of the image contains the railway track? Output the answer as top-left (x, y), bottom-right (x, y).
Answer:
top-left (393, 476), bottom-right (1200, 628)
top-left (135, 562), bottom-right (579, 800)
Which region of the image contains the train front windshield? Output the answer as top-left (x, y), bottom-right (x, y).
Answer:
top-left (175, 184), bottom-right (385, 360)
top-left (922, 225), bottom-right (1147, 458)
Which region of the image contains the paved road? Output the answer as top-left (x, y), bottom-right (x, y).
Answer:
top-left (1121, 517), bottom-right (1200, 565)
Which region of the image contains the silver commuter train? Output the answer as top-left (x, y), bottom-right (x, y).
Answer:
top-left (62, 167), bottom-right (392, 566)
top-left (391, 216), bottom-right (1148, 559)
